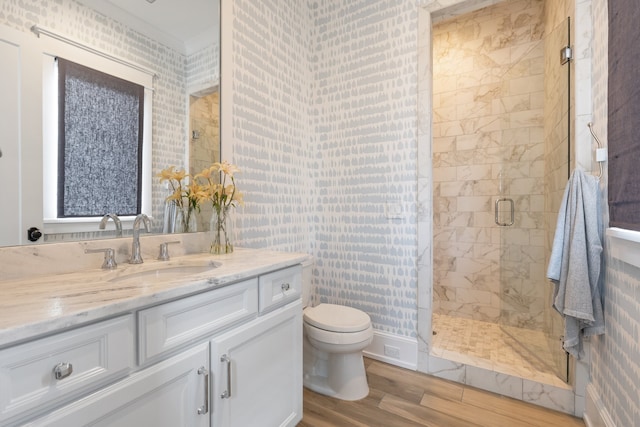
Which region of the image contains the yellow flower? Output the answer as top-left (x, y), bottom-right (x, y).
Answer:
top-left (162, 160), bottom-right (242, 218)
top-left (157, 166), bottom-right (176, 182)
top-left (212, 161), bottom-right (240, 177)
top-left (232, 190), bottom-right (244, 206)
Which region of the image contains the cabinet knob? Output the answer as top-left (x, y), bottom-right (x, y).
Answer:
top-left (281, 283), bottom-right (290, 292)
top-left (53, 362), bottom-right (73, 380)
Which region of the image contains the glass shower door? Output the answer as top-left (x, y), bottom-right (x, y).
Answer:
top-left (496, 18), bottom-right (571, 382)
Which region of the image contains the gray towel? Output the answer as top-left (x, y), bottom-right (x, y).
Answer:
top-left (546, 169), bottom-right (605, 359)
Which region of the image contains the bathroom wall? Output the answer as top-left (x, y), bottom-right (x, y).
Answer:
top-left (225, 0), bottom-right (314, 254)
top-left (227, 0), bottom-right (419, 337)
top-left (589, 1), bottom-right (640, 425)
top-left (186, 43), bottom-right (219, 92)
top-left (310, 0), bottom-right (419, 336)
top-left (431, 0), bottom-right (547, 328)
top-left (0, 0), bottom-right (189, 234)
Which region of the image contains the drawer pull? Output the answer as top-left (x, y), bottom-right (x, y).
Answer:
top-left (197, 367), bottom-right (209, 415)
top-left (53, 362), bottom-right (73, 380)
top-left (220, 354), bottom-right (232, 399)
top-left (281, 283), bottom-right (290, 292)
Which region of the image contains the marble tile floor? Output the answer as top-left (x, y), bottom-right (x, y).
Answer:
top-left (431, 313), bottom-right (568, 388)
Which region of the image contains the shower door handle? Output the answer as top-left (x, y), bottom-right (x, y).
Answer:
top-left (495, 198), bottom-right (514, 226)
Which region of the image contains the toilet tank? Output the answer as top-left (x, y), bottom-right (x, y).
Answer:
top-left (301, 258), bottom-right (313, 308)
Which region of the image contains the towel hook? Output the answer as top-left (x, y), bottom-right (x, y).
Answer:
top-left (587, 122), bottom-right (606, 180)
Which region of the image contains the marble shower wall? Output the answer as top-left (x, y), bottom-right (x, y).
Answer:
top-left (432, 0), bottom-right (547, 329)
top-left (189, 91), bottom-right (220, 231)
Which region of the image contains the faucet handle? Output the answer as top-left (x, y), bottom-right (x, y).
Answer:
top-left (158, 241), bottom-right (180, 261)
top-left (85, 248), bottom-right (117, 270)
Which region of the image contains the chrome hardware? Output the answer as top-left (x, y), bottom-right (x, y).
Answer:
top-left (99, 213), bottom-right (123, 237)
top-left (494, 198), bottom-right (515, 227)
top-left (129, 214), bottom-right (151, 264)
top-left (157, 241), bottom-right (180, 261)
top-left (560, 45), bottom-right (572, 65)
top-left (197, 367), bottom-right (209, 415)
top-left (220, 354), bottom-right (231, 399)
top-left (85, 248), bottom-right (117, 270)
top-left (53, 362), bottom-right (73, 380)
top-left (281, 283), bottom-right (290, 292)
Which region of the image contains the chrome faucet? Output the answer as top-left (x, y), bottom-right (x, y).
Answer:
top-left (129, 214), bottom-right (151, 264)
top-left (99, 213), bottom-right (122, 237)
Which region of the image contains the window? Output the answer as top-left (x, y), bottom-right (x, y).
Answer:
top-left (57, 58), bottom-right (144, 218)
top-left (42, 45), bottom-right (153, 233)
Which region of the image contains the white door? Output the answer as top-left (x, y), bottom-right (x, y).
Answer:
top-left (211, 301), bottom-right (303, 427)
top-left (27, 343), bottom-right (210, 427)
top-left (0, 24), bottom-right (43, 246)
top-left (0, 29), bottom-right (22, 246)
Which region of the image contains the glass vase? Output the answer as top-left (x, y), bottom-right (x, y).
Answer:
top-left (175, 204), bottom-right (197, 233)
top-left (210, 206), bottom-right (233, 254)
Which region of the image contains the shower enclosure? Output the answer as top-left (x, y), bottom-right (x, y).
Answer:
top-left (432, 2), bottom-right (570, 383)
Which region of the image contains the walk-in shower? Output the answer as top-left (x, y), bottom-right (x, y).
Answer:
top-left (431, 1), bottom-right (570, 385)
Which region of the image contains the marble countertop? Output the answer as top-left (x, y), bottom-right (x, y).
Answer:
top-left (0, 248), bottom-right (309, 348)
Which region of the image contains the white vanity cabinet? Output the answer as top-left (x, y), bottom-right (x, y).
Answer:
top-left (6, 262), bottom-right (303, 427)
top-left (24, 343), bottom-right (210, 427)
top-left (211, 300), bottom-right (302, 427)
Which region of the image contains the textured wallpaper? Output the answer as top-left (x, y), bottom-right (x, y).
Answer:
top-left (228, 0), bottom-right (314, 254)
top-left (590, 1), bottom-right (640, 426)
top-left (229, 0), bottom-right (419, 336)
top-left (311, 0), bottom-right (418, 336)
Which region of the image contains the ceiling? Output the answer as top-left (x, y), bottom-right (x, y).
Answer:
top-left (77, 0), bottom-right (219, 55)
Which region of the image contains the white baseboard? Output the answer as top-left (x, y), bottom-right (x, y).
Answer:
top-left (363, 330), bottom-right (417, 370)
top-left (584, 383), bottom-right (616, 427)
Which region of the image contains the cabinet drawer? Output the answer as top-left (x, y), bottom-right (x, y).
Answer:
top-left (258, 265), bottom-right (302, 313)
top-left (0, 315), bottom-right (134, 424)
top-left (138, 278), bottom-right (258, 364)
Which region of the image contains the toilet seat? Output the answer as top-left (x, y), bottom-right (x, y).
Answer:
top-left (303, 304), bottom-right (370, 333)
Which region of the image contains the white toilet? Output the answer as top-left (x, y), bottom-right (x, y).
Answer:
top-left (301, 261), bottom-right (374, 401)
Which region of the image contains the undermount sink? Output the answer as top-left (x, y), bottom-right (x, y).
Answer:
top-left (109, 261), bottom-right (222, 283)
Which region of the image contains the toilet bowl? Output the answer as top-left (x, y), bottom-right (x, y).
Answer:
top-left (302, 303), bottom-right (373, 401)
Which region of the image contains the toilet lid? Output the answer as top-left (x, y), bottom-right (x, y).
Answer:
top-left (303, 303), bottom-right (371, 333)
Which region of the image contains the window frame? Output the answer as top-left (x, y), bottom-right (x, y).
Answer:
top-left (41, 47), bottom-right (153, 234)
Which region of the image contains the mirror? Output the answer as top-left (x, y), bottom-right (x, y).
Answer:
top-left (0, 0), bottom-right (220, 247)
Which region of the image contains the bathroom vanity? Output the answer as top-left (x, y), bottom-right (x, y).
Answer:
top-left (0, 246), bottom-right (306, 426)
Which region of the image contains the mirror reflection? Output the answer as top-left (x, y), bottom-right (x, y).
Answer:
top-left (0, 0), bottom-right (220, 248)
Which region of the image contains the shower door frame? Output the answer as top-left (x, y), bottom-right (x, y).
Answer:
top-left (496, 17), bottom-right (572, 383)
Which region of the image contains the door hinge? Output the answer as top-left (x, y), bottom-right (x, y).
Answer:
top-left (560, 46), bottom-right (572, 65)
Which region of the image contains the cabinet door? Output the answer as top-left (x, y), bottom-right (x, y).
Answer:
top-left (211, 300), bottom-right (302, 427)
top-left (26, 343), bottom-right (210, 427)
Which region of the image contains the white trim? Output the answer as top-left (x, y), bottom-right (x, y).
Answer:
top-left (363, 331), bottom-right (418, 370)
top-left (219, 0), bottom-right (233, 164)
top-left (584, 383), bottom-right (616, 427)
top-left (606, 227), bottom-right (640, 269)
top-left (41, 53), bottom-right (153, 235)
top-left (31, 25), bottom-right (156, 80)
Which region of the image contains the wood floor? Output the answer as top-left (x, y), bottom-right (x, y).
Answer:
top-left (298, 358), bottom-right (585, 427)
